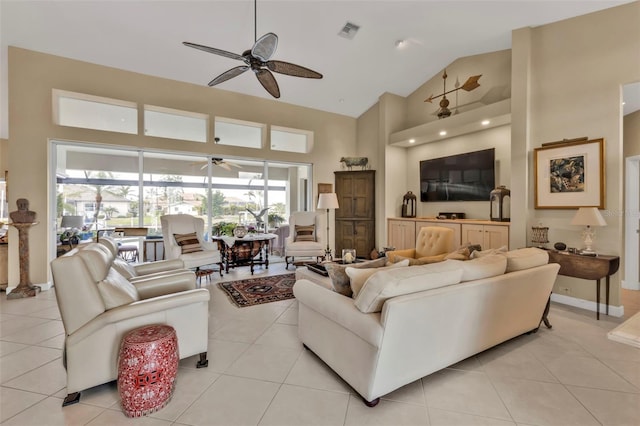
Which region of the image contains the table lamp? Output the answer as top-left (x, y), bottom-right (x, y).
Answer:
top-left (570, 207), bottom-right (607, 255)
top-left (317, 193), bottom-right (339, 260)
top-left (60, 215), bottom-right (84, 231)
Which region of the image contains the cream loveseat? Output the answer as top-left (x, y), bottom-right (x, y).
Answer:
top-left (51, 242), bottom-right (210, 407)
top-left (294, 248), bottom-right (560, 406)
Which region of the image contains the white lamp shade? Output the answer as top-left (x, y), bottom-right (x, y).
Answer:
top-left (60, 215), bottom-right (84, 229)
top-left (570, 207), bottom-right (607, 227)
top-left (317, 193), bottom-right (339, 210)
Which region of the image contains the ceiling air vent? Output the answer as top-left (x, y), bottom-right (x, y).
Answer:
top-left (338, 22), bottom-right (360, 40)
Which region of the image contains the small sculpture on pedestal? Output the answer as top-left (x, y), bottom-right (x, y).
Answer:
top-left (8, 198), bottom-right (40, 299)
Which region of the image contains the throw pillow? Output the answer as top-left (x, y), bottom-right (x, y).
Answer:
top-left (325, 257), bottom-right (387, 296)
top-left (96, 269), bottom-right (140, 310)
top-left (354, 261), bottom-right (463, 313)
top-left (174, 232), bottom-right (203, 254)
top-left (444, 246), bottom-right (471, 261)
top-left (346, 259), bottom-right (410, 298)
top-left (469, 245), bottom-right (507, 259)
top-left (294, 224), bottom-right (316, 242)
top-left (393, 255), bottom-right (443, 266)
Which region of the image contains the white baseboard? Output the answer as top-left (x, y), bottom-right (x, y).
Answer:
top-left (37, 281), bottom-right (53, 291)
top-left (622, 280), bottom-right (640, 290)
top-left (551, 293), bottom-right (625, 317)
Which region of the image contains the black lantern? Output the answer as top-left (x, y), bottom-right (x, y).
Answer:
top-left (402, 191), bottom-right (416, 218)
top-left (490, 186), bottom-right (510, 222)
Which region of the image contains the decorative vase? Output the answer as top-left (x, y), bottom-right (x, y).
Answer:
top-left (233, 225), bottom-right (247, 238)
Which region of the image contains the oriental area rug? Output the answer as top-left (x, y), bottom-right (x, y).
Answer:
top-left (219, 273), bottom-right (296, 308)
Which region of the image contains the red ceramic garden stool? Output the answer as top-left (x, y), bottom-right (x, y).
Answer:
top-left (117, 324), bottom-right (179, 417)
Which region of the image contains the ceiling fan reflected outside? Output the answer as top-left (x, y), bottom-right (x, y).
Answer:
top-left (183, 0), bottom-right (322, 98)
top-left (199, 157), bottom-right (242, 172)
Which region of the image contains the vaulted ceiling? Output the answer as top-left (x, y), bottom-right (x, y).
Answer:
top-left (1, 1), bottom-right (636, 139)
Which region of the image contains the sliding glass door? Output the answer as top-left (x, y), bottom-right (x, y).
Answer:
top-left (52, 141), bottom-right (312, 259)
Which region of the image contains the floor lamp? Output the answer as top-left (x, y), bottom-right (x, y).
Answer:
top-left (317, 193), bottom-right (339, 260)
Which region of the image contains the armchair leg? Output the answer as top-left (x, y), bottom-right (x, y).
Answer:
top-left (62, 392), bottom-right (81, 407)
top-left (285, 256), bottom-right (292, 269)
top-left (196, 352), bottom-right (208, 368)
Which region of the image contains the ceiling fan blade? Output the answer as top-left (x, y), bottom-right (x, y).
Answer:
top-left (255, 69), bottom-right (280, 98)
top-left (208, 66), bottom-right (249, 86)
top-left (228, 162), bottom-right (243, 169)
top-left (183, 41), bottom-right (245, 61)
top-left (266, 60), bottom-right (323, 79)
top-left (252, 32), bottom-right (278, 62)
top-left (218, 162), bottom-right (232, 171)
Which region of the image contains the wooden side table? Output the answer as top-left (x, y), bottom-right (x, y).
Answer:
top-left (547, 251), bottom-right (620, 320)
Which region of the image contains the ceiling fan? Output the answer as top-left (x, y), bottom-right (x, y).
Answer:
top-left (195, 157), bottom-right (242, 172)
top-left (183, 0), bottom-right (322, 99)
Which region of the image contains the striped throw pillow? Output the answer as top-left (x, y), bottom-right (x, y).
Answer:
top-left (174, 232), bottom-right (203, 254)
top-left (294, 224), bottom-right (315, 242)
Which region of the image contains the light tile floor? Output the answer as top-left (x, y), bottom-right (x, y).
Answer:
top-left (1, 260), bottom-right (639, 425)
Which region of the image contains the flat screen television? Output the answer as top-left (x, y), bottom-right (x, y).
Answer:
top-left (420, 148), bottom-right (495, 202)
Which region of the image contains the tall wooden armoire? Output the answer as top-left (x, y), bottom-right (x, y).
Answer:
top-left (334, 170), bottom-right (376, 259)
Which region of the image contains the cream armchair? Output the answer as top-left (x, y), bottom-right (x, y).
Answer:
top-left (386, 226), bottom-right (454, 264)
top-left (51, 243), bottom-right (210, 407)
top-left (161, 214), bottom-right (222, 274)
top-left (284, 211), bottom-right (325, 269)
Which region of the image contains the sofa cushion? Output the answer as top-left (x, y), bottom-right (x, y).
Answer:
top-left (96, 269), bottom-right (140, 310)
top-left (112, 257), bottom-right (138, 279)
top-left (325, 257), bottom-right (387, 296)
top-left (449, 254), bottom-right (508, 282)
top-left (346, 259), bottom-right (410, 298)
top-left (505, 247), bottom-right (549, 272)
top-left (354, 261), bottom-right (463, 313)
top-left (294, 224), bottom-right (316, 242)
top-left (444, 246), bottom-right (471, 261)
top-left (174, 232), bottom-right (202, 254)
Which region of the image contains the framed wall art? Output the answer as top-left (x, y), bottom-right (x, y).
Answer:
top-left (534, 138), bottom-right (605, 209)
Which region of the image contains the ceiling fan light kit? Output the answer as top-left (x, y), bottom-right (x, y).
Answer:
top-left (183, 0), bottom-right (322, 99)
top-left (425, 69), bottom-right (482, 119)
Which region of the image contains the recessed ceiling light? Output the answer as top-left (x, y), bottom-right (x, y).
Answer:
top-left (481, 120), bottom-right (490, 126)
top-left (439, 131), bottom-right (447, 136)
top-left (339, 98), bottom-right (345, 103)
top-left (395, 40), bottom-right (406, 48)
top-left (409, 139), bottom-right (415, 144)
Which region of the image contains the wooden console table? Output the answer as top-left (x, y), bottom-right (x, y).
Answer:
top-left (547, 251), bottom-right (620, 320)
top-left (213, 234), bottom-right (276, 275)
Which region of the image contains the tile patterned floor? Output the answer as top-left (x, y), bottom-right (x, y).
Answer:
top-left (1, 260), bottom-right (639, 425)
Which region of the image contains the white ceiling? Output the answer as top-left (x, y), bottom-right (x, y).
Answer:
top-left (1, 0), bottom-right (637, 140)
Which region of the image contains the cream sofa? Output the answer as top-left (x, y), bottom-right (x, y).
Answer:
top-left (294, 248), bottom-right (560, 406)
top-left (51, 242), bottom-right (210, 407)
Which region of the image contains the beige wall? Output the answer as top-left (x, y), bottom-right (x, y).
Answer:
top-left (7, 47), bottom-right (358, 285)
top-left (513, 1), bottom-right (640, 307)
top-left (405, 50), bottom-right (512, 129)
top-left (0, 138), bottom-right (7, 174)
top-left (405, 125), bottom-right (511, 220)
